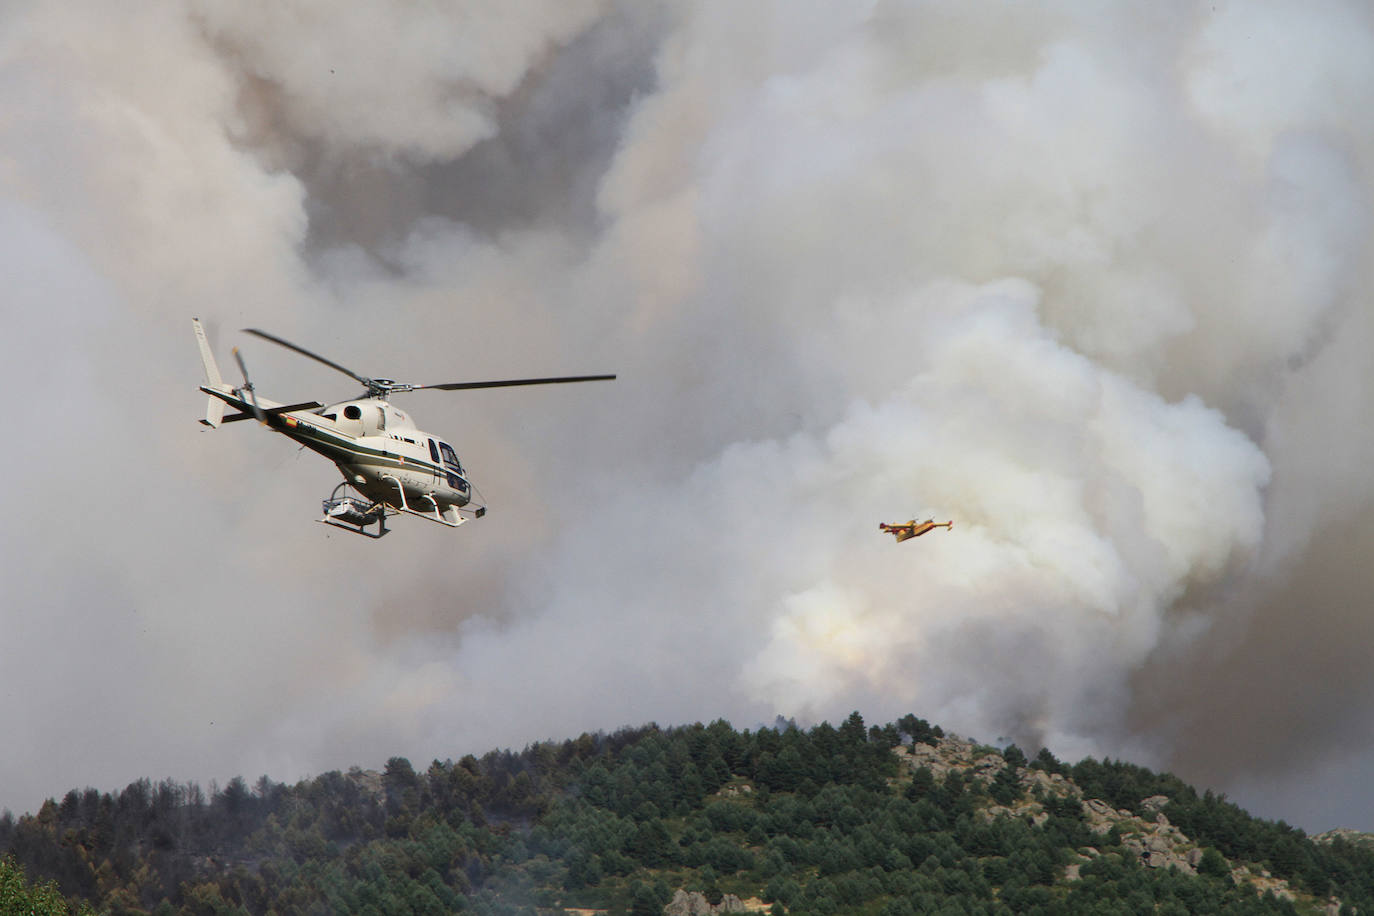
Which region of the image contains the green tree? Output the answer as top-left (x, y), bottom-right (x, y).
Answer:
top-left (1032, 746), bottom-right (1065, 775)
top-left (0, 857), bottom-right (95, 915)
top-left (627, 819), bottom-right (673, 867)
top-left (1198, 846), bottom-right (1229, 878)
top-left (989, 766), bottom-right (1021, 806)
top-left (907, 765), bottom-right (936, 802)
top-left (839, 711), bottom-right (867, 746)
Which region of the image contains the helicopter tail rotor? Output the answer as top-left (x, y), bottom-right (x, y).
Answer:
top-left (232, 347), bottom-right (267, 424)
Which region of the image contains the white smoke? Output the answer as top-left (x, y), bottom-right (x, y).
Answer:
top-left (2, 0), bottom-right (1373, 831)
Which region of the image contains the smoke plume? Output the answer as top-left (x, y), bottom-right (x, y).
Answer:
top-left (2, 0), bottom-right (1373, 831)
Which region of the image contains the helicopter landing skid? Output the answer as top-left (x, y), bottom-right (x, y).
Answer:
top-left (320, 485), bottom-right (390, 538)
top-left (380, 474), bottom-right (479, 528)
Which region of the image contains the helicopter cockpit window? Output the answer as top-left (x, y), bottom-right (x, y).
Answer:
top-left (438, 442), bottom-right (466, 491)
top-left (428, 439), bottom-right (440, 463)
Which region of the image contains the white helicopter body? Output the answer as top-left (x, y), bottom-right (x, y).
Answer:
top-left (193, 319), bottom-right (611, 537)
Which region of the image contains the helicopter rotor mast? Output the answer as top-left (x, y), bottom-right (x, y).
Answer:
top-left (242, 328), bottom-right (615, 397)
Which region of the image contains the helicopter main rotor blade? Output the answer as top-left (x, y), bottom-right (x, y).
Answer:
top-left (414, 374), bottom-right (617, 391)
top-left (242, 328), bottom-right (371, 388)
top-left (244, 327), bottom-right (613, 395)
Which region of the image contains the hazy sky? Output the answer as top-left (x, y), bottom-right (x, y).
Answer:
top-left (3, 0), bottom-right (1374, 833)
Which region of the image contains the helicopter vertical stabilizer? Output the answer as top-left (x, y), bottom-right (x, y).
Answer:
top-left (193, 318), bottom-right (229, 428)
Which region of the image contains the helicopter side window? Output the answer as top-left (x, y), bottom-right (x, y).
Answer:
top-left (343, 405), bottom-right (361, 420)
top-left (428, 439), bottom-right (441, 464)
top-left (439, 442), bottom-right (461, 473)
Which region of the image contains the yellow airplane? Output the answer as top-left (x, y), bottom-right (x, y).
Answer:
top-left (879, 519), bottom-right (953, 543)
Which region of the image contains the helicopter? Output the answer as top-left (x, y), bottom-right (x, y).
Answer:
top-left (193, 319), bottom-right (614, 537)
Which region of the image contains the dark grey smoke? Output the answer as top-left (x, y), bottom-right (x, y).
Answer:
top-left (2, 1), bottom-right (1374, 836)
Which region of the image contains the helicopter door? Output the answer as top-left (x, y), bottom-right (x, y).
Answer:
top-left (428, 439), bottom-right (443, 485)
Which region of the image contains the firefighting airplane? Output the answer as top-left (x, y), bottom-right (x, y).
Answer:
top-left (879, 519), bottom-right (953, 543)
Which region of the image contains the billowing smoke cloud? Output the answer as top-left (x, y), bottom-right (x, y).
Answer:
top-left (2, 0), bottom-right (1373, 832)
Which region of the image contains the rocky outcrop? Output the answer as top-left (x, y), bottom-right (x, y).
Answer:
top-left (891, 737), bottom-right (1333, 907)
top-left (1141, 795), bottom-right (1170, 816)
top-left (980, 803), bottom-right (1048, 828)
top-left (1074, 795), bottom-right (1198, 874)
top-left (664, 890), bottom-right (749, 916)
top-left (1314, 828), bottom-right (1374, 848)
top-left (346, 767), bottom-right (384, 799)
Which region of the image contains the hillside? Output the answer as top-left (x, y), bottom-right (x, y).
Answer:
top-left (3, 713), bottom-right (1373, 915)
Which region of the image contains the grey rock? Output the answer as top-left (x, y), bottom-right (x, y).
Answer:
top-left (664, 890), bottom-right (748, 916)
top-left (1141, 795), bottom-right (1170, 814)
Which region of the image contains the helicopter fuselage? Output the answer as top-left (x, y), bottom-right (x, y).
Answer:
top-left (280, 397), bottom-right (475, 515)
top-left (202, 383), bottom-right (480, 525)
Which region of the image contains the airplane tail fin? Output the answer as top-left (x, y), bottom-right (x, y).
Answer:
top-left (193, 318), bottom-right (229, 428)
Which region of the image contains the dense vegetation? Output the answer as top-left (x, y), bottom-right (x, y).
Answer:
top-left (1, 856), bottom-right (95, 915)
top-left (2, 713), bottom-right (1371, 915)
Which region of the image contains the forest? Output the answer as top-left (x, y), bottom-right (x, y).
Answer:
top-left (3, 712), bottom-right (1373, 915)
